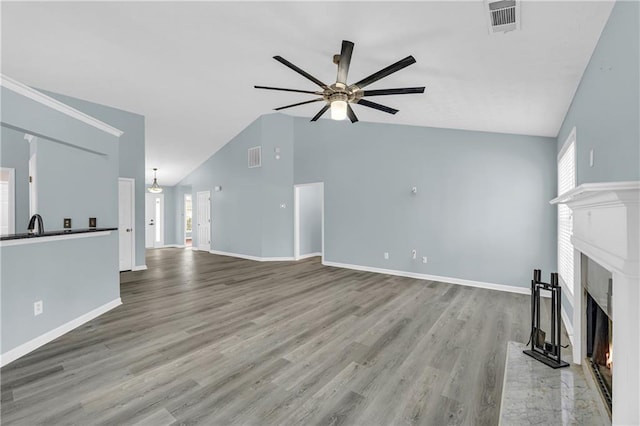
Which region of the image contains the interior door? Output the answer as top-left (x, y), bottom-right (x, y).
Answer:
top-left (118, 178), bottom-right (134, 271)
top-left (145, 193), bottom-right (164, 248)
top-left (196, 191), bottom-right (211, 251)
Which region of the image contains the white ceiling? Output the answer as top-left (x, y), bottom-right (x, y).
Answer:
top-left (1, 1), bottom-right (614, 186)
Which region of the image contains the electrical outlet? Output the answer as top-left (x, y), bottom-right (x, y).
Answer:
top-left (411, 249), bottom-right (417, 260)
top-left (64, 218), bottom-right (72, 228)
top-left (34, 300), bottom-right (43, 316)
top-left (589, 149), bottom-right (594, 167)
top-left (384, 252), bottom-right (389, 260)
top-left (422, 256), bottom-right (428, 264)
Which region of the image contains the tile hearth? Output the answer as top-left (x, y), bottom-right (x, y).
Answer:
top-left (500, 342), bottom-right (608, 426)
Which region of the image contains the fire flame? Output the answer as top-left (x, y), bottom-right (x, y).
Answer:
top-left (606, 343), bottom-right (613, 369)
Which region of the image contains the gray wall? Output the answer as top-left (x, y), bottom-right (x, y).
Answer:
top-left (173, 112), bottom-right (556, 290)
top-left (556, 0), bottom-right (639, 184)
top-left (0, 126), bottom-right (30, 232)
top-left (1, 234), bottom-right (119, 353)
top-left (294, 118), bottom-right (558, 290)
top-left (1, 85), bottom-right (120, 356)
top-left (298, 184), bottom-right (322, 256)
top-left (41, 90), bottom-right (147, 268)
top-left (35, 135), bottom-right (116, 230)
top-left (178, 115), bottom-right (295, 258)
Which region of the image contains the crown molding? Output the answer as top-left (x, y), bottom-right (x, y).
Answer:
top-left (1, 74), bottom-right (124, 138)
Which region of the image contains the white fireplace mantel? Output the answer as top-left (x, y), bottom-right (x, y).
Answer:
top-left (551, 181), bottom-right (640, 426)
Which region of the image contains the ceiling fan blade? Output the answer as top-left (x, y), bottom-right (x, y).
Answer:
top-left (255, 85), bottom-right (322, 95)
top-left (362, 87), bottom-right (425, 96)
top-left (336, 40), bottom-right (354, 86)
top-left (310, 104), bottom-right (330, 122)
top-left (274, 98), bottom-right (324, 111)
top-left (356, 99), bottom-right (398, 115)
top-left (346, 104), bottom-right (358, 123)
top-left (273, 56), bottom-right (329, 89)
top-left (353, 56), bottom-right (417, 89)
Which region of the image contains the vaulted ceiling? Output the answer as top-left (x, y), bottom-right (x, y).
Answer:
top-left (1, 1), bottom-right (614, 185)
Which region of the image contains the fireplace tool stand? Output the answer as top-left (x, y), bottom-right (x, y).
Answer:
top-left (523, 269), bottom-right (569, 369)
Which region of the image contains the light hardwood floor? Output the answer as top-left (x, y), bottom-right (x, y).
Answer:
top-left (1, 248), bottom-right (531, 425)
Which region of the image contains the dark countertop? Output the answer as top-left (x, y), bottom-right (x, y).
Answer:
top-left (0, 228), bottom-right (118, 241)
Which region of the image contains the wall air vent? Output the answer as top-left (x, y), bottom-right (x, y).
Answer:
top-left (486, 0), bottom-right (520, 34)
top-left (248, 146), bottom-right (262, 168)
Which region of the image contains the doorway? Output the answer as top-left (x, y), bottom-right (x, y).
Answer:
top-left (184, 193), bottom-right (192, 247)
top-left (196, 191), bottom-right (211, 251)
top-left (294, 182), bottom-right (324, 260)
top-left (118, 178), bottom-right (135, 271)
top-left (0, 168), bottom-right (15, 235)
top-left (145, 193), bottom-right (164, 248)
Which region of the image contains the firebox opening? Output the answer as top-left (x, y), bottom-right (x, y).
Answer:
top-left (586, 292), bottom-right (613, 412)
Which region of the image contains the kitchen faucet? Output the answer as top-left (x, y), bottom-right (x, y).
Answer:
top-left (27, 214), bottom-right (44, 235)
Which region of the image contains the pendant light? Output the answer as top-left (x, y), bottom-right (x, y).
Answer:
top-left (148, 168), bottom-right (163, 193)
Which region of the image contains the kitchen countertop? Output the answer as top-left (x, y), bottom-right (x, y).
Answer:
top-left (0, 228), bottom-right (117, 241)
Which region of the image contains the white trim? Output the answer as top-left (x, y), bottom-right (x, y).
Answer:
top-left (209, 250), bottom-right (295, 262)
top-left (550, 181), bottom-right (640, 206)
top-left (294, 186), bottom-right (300, 259)
top-left (0, 167), bottom-right (16, 235)
top-left (131, 264), bottom-right (148, 271)
top-left (0, 230), bottom-right (114, 247)
top-left (118, 177), bottom-right (136, 271)
top-left (322, 260), bottom-right (530, 295)
top-left (293, 182), bottom-right (324, 261)
top-left (561, 304), bottom-right (574, 347)
top-left (0, 74), bottom-right (124, 138)
top-left (160, 244), bottom-right (186, 249)
top-left (296, 252), bottom-right (322, 260)
top-left (0, 298), bottom-right (122, 367)
top-left (557, 126), bottom-right (576, 160)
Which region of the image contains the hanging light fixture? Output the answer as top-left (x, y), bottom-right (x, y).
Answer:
top-left (147, 168), bottom-right (163, 193)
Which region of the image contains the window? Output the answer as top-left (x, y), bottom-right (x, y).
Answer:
top-left (185, 194), bottom-right (192, 232)
top-left (558, 128), bottom-right (576, 295)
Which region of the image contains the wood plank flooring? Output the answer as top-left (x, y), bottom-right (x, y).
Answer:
top-left (1, 248), bottom-right (531, 425)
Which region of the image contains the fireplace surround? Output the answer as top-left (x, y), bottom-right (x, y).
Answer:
top-left (551, 181), bottom-right (639, 425)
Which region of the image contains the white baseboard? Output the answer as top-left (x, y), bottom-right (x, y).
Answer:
top-left (209, 250), bottom-right (295, 262)
top-left (295, 252), bottom-right (322, 261)
top-left (561, 305), bottom-right (574, 347)
top-left (0, 298), bottom-right (122, 367)
top-left (131, 264), bottom-right (147, 271)
top-left (321, 261), bottom-right (531, 296)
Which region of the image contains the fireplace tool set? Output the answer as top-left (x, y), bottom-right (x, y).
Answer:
top-left (523, 269), bottom-right (569, 368)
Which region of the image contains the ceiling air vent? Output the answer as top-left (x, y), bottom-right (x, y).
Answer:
top-left (486, 0), bottom-right (520, 34)
top-left (248, 146), bottom-right (262, 168)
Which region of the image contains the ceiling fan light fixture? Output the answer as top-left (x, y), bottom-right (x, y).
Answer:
top-left (148, 168), bottom-right (163, 193)
top-left (331, 100), bottom-right (348, 120)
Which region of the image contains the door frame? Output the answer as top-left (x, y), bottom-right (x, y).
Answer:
top-left (0, 167), bottom-right (16, 235)
top-left (196, 190), bottom-right (211, 252)
top-left (184, 193), bottom-right (192, 247)
top-left (118, 177), bottom-right (136, 271)
top-left (146, 192), bottom-right (165, 248)
top-left (293, 182), bottom-right (324, 261)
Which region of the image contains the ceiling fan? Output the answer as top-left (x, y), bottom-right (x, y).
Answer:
top-left (255, 40), bottom-right (425, 123)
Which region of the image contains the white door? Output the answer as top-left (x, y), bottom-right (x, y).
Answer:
top-left (196, 191), bottom-right (211, 251)
top-left (145, 193), bottom-right (164, 248)
top-left (118, 178), bottom-right (135, 271)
